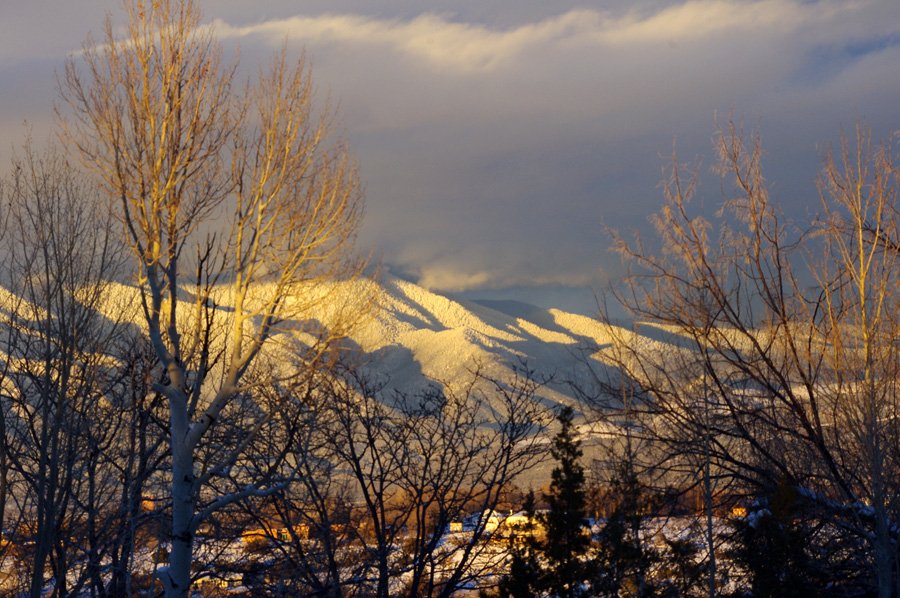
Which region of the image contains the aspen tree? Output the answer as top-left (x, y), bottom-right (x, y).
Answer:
top-left (59, 1), bottom-right (369, 595)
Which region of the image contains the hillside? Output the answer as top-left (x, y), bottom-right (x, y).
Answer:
top-left (0, 274), bottom-right (656, 486)
top-left (346, 276), bottom-right (613, 408)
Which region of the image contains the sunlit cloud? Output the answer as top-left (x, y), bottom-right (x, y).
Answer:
top-left (416, 268), bottom-right (494, 293)
top-left (604, 0), bottom-right (813, 42)
top-left (410, 260), bottom-right (601, 293)
top-left (207, 12), bottom-right (547, 72)
top-left (2, 0), bottom-right (899, 295)
top-left (205, 1), bottom-right (893, 74)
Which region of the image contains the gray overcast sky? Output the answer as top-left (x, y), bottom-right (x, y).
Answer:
top-left (2, 0), bottom-right (899, 309)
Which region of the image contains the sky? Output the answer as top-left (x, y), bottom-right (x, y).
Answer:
top-left (2, 0), bottom-right (899, 315)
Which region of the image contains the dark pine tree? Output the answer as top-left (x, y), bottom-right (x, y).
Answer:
top-left (488, 405), bottom-right (593, 598)
top-left (729, 476), bottom-right (821, 598)
top-left (541, 405), bottom-right (592, 598)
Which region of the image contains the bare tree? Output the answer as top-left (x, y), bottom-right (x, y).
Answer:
top-left (814, 124), bottom-right (900, 597)
top-left (0, 152), bottom-right (13, 577)
top-left (243, 362), bottom-right (548, 598)
top-left (0, 140), bottom-right (129, 597)
top-left (92, 345), bottom-right (169, 598)
top-left (602, 116), bottom-right (900, 595)
top-left (58, 0), bottom-right (371, 595)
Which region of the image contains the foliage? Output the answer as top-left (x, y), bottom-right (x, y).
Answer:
top-left (541, 406), bottom-right (594, 598)
top-left (493, 491), bottom-right (544, 598)
top-left (241, 362), bottom-right (547, 598)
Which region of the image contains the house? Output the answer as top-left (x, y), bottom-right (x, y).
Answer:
top-left (503, 511), bottom-right (531, 530)
top-left (501, 511), bottom-right (544, 540)
top-left (140, 495), bottom-right (156, 512)
top-left (242, 519), bottom-right (309, 544)
top-left (450, 509), bottom-right (505, 535)
top-left (216, 574), bottom-right (244, 589)
top-left (464, 510), bottom-right (502, 533)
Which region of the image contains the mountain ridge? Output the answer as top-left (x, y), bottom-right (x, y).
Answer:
top-left (345, 276), bottom-right (620, 413)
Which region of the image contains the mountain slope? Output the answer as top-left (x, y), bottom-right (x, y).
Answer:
top-left (347, 276), bottom-right (625, 414)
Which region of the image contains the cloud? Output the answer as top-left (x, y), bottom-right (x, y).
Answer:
top-left (414, 263), bottom-right (599, 294)
top-left (603, 0), bottom-right (812, 42)
top-left (207, 12), bottom-right (561, 72)
top-left (416, 267), bottom-right (494, 293)
top-left (237, 0), bottom-right (893, 293)
top-left (4, 0), bottom-right (899, 295)
top-left (206, 1), bottom-right (892, 74)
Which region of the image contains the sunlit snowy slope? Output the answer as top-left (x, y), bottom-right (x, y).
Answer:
top-left (1, 274), bottom-right (666, 486)
top-left (346, 276), bottom-right (631, 413)
top-left (1, 273), bottom-right (672, 421)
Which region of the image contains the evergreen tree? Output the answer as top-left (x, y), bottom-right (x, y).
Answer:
top-left (729, 476), bottom-right (821, 598)
top-left (592, 465), bottom-right (660, 598)
top-left (489, 406), bottom-right (593, 598)
top-left (541, 406), bottom-right (593, 598)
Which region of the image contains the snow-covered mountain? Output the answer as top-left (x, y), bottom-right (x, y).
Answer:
top-left (337, 276), bottom-right (638, 484)
top-left (8, 271), bottom-right (660, 431)
top-left (1, 274), bottom-right (654, 488)
top-left (345, 276), bottom-right (626, 414)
